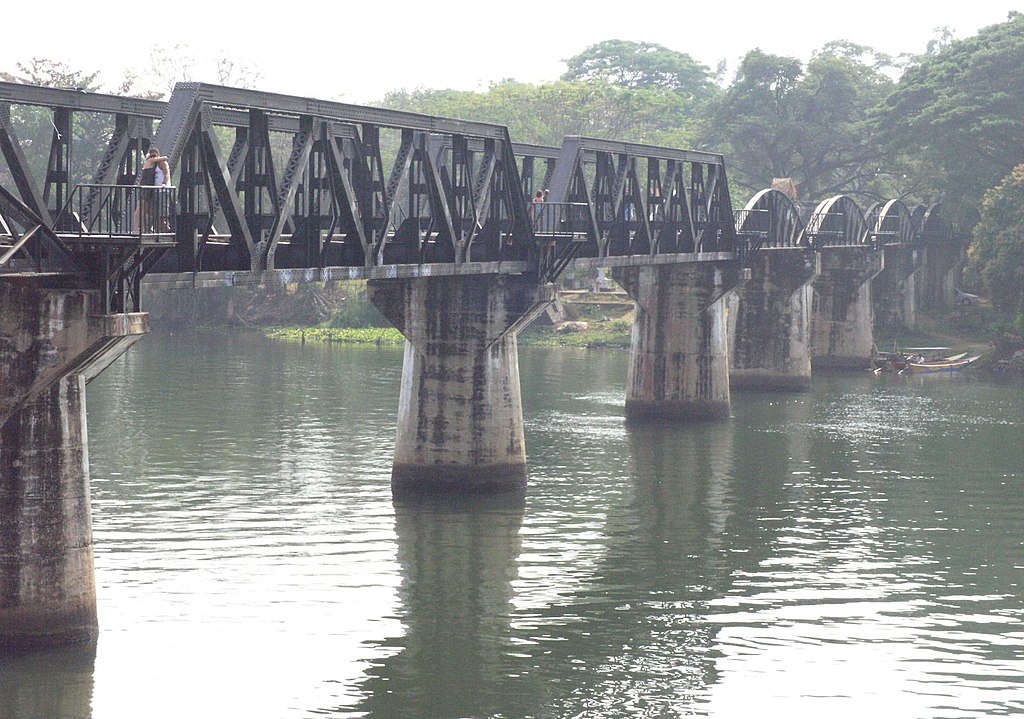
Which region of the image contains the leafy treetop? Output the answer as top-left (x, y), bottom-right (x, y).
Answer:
top-left (561, 39), bottom-right (717, 108)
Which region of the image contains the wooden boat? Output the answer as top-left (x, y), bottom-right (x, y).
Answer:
top-left (905, 354), bottom-right (980, 373)
top-left (871, 346), bottom-right (979, 374)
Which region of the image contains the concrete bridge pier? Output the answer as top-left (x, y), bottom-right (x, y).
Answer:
top-left (811, 247), bottom-right (884, 370)
top-left (872, 246), bottom-right (922, 334)
top-left (612, 262), bottom-right (748, 421)
top-left (1, 277), bottom-right (148, 649)
top-left (726, 249), bottom-right (820, 391)
top-left (368, 274), bottom-right (553, 494)
top-left (918, 241), bottom-right (966, 309)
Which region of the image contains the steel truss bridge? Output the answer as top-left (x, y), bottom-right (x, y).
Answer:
top-left (0, 81), bottom-right (953, 312)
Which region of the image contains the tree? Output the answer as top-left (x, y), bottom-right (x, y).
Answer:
top-left (699, 45), bottom-right (895, 202)
top-left (148, 46), bottom-right (263, 98)
top-left (561, 40), bottom-right (717, 109)
top-left (874, 13), bottom-right (1024, 228)
top-left (0, 58), bottom-right (101, 90)
top-left (0, 58), bottom-right (110, 189)
top-left (378, 80), bottom-right (698, 148)
top-left (965, 164), bottom-right (1024, 316)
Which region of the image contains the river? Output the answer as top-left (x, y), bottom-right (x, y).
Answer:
top-left (2, 330), bottom-right (1022, 718)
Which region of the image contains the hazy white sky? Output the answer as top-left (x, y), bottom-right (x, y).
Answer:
top-left (3, 1), bottom-right (1020, 102)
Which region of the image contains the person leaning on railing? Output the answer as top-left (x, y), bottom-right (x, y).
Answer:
top-left (134, 147), bottom-right (171, 232)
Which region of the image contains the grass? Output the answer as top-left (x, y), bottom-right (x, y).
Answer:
top-left (265, 318), bottom-right (634, 350)
top-left (519, 319), bottom-right (632, 348)
top-left (266, 326), bottom-right (404, 345)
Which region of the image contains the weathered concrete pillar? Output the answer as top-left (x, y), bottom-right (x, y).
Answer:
top-left (811, 247), bottom-right (884, 370)
top-left (1, 376), bottom-right (97, 648)
top-left (612, 262), bottom-right (748, 421)
top-left (368, 274), bottom-right (553, 493)
top-left (872, 245), bottom-right (922, 333)
top-left (1, 277), bottom-right (148, 648)
top-left (726, 249), bottom-right (820, 391)
top-left (918, 241), bottom-right (966, 310)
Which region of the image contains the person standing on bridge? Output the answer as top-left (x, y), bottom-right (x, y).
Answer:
top-left (531, 190), bottom-right (544, 218)
top-left (135, 147), bottom-right (171, 233)
top-left (531, 189), bottom-right (549, 230)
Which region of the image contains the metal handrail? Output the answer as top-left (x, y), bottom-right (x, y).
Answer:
top-left (531, 202), bottom-right (589, 236)
top-left (54, 183), bottom-right (177, 240)
top-left (733, 208), bottom-right (770, 235)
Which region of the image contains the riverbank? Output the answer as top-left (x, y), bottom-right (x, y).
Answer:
top-left (268, 308), bottom-right (1022, 379)
top-left (265, 317), bottom-right (634, 349)
top-left (875, 306), bottom-right (1024, 378)
top-left (264, 289), bottom-right (635, 349)
top-left (146, 281), bottom-right (1021, 378)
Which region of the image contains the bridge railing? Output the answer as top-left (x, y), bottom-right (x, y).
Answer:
top-left (54, 184), bottom-right (177, 243)
top-left (533, 202), bottom-right (591, 283)
top-left (531, 202), bottom-right (590, 237)
top-left (733, 208), bottom-right (769, 236)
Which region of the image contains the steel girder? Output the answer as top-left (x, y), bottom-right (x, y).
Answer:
top-left (0, 83), bottom-right (174, 312)
top-left (150, 83), bottom-right (532, 274)
top-left (543, 136), bottom-right (738, 263)
top-left (0, 82), bottom-right (168, 222)
top-left (763, 194), bottom-right (945, 250)
top-left (514, 143), bottom-right (559, 202)
top-left (0, 184), bottom-right (77, 274)
top-left (916, 202), bottom-right (953, 244)
top-left (0, 102), bottom-right (52, 224)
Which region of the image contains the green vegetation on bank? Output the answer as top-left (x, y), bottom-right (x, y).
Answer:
top-left (266, 326), bottom-right (404, 345)
top-left (519, 318), bottom-right (632, 348)
top-left (265, 319), bottom-right (633, 350)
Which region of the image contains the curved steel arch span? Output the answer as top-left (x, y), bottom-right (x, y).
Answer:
top-left (871, 199), bottom-right (915, 246)
top-left (735, 188), bottom-right (808, 250)
top-left (804, 195), bottom-right (869, 247)
top-left (918, 202), bottom-right (952, 243)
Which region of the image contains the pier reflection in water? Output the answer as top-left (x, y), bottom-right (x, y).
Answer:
top-left (352, 491), bottom-right (526, 719)
top-left (1, 333), bottom-right (1021, 718)
top-left (0, 644), bottom-right (95, 719)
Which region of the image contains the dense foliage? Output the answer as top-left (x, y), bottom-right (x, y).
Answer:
top-left (560, 39), bottom-right (717, 107)
top-left (874, 12), bottom-right (1024, 225)
top-left (380, 80), bottom-right (698, 148)
top-left (701, 43), bottom-right (897, 200)
top-left (966, 165), bottom-right (1024, 317)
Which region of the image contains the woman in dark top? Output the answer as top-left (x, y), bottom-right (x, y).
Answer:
top-left (135, 147), bottom-right (171, 232)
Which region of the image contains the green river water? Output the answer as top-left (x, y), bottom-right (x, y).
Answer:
top-left (2, 330), bottom-right (1022, 718)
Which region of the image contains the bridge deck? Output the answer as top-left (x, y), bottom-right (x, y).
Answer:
top-left (141, 252), bottom-right (736, 289)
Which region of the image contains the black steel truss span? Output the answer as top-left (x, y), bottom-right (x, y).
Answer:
top-left (0, 81), bottom-right (751, 292)
top-left (149, 83), bottom-right (534, 275)
top-left (543, 136), bottom-right (739, 261)
top-left (0, 82), bottom-right (261, 311)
